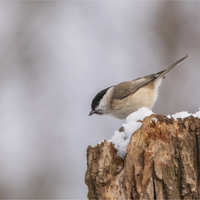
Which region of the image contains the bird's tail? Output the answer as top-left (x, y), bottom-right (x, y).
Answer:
top-left (154, 54), bottom-right (190, 82)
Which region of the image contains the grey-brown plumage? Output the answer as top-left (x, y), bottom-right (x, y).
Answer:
top-left (89, 55), bottom-right (190, 119)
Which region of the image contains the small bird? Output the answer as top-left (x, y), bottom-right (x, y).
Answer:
top-left (89, 55), bottom-right (190, 119)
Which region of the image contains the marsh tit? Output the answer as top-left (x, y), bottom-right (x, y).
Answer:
top-left (89, 55), bottom-right (190, 119)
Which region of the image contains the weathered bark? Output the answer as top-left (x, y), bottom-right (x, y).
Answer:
top-left (85, 114), bottom-right (200, 199)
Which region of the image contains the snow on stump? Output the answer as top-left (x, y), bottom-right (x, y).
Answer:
top-left (85, 110), bottom-right (200, 199)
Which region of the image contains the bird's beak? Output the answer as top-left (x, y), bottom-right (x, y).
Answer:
top-left (89, 110), bottom-right (95, 116)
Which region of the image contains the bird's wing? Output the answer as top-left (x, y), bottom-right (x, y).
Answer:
top-left (113, 54), bottom-right (190, 100)
top-left (113, 71), bottom-right (164, 100)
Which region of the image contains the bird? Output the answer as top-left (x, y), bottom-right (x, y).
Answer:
top-left (89, 54), bottom-right (190, 119)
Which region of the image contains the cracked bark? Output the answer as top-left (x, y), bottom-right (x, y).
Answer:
top-left (85, 114), bottom-right (200, 199)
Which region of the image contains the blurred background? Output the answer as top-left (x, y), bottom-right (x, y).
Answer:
top-left (0, 1), bottom-right (200, 199)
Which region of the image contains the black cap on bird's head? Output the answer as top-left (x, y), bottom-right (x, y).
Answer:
top-left (89, 87), bottom-right (111, 116)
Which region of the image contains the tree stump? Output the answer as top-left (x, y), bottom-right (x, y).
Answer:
top-left (85, 114), bottom-right (200, 199)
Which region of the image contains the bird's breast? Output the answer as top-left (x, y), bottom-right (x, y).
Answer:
top-left (110, 85), bottom-right (156, 119)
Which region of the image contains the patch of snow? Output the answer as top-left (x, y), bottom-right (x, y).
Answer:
top-left (108, 107), bottom-right (200, 159)
top-left (108, 107), bottom-right (153, 158)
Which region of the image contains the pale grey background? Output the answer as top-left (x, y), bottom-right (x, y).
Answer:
top-left (0, 1), bottom-right (199, 199)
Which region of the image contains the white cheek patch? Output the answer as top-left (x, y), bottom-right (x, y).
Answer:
top-left (97, 87), bottom-right (114, 111)
top-left (96, 95), bottom-right (107, 111)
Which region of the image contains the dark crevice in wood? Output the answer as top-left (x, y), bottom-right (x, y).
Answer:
top-left (195, 132), bottom-right (200, 198)
top-left (153, 161), bottom-right (156, 200)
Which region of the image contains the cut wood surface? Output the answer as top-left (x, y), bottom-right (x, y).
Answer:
top-left (85, 114), bottom-right (200, 199)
